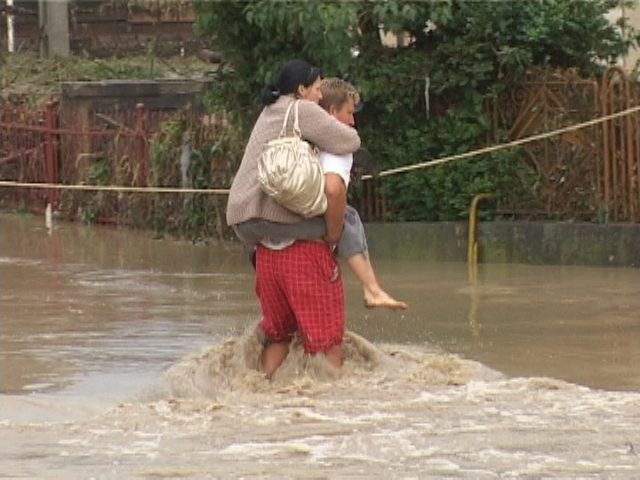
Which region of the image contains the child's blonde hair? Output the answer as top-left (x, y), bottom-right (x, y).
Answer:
top-left (319, 78), bottom-right (360, 111)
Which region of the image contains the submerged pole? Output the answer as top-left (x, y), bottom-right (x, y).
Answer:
top-left (468, 193), bottom-right (494, 280)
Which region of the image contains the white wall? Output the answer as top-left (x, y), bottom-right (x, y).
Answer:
top-left (607, 5), bottom-right (640, 72)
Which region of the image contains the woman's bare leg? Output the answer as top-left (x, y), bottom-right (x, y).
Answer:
top-left (324, 344), bottom-right (343, 369)
top-left (346, 253), bottom-right (408, 310)
top-left (261, 342), bottom-right (289, 378)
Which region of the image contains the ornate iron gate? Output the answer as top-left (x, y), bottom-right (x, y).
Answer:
top-left (493, 67), bottom-right (640, 222)
top-left (492, 69), bottom-right (601, 220)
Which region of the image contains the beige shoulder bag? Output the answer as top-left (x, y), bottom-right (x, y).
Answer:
top-left (257, 100), bottom-right (327, 218)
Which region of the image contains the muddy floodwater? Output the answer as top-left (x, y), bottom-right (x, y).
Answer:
top-left (1, 213), bottom-right (639, 479)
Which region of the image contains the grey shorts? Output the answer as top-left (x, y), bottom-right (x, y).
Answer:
top-left (232, 205), bottom-right (367, 259)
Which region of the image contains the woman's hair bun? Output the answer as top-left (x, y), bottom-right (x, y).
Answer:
top-left (261, 60), bottom-right (321, 105)
top-left (260, 84), bottom-right (281, 106)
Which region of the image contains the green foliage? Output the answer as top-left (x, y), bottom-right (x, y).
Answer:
top-left (80, 200), bottom-right (99, 225)
top-left (194, 0), bottom-right (635, 221)
top-left (87, 158), bottom-right (110, 185)
top-left (149, 108), bottom-right (233, 241)
top-left (194, 1), bottom-right (359, 132)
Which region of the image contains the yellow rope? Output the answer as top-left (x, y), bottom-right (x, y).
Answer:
top-left (1, 105), bottom-right (638, 193)
top-left (0, 181), bottom-right (230, 195)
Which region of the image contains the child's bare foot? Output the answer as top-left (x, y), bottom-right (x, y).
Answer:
top-left (364, 290), bottom-right (408, 311)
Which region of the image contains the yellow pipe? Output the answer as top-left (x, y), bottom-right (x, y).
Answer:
top-left (468, 193), bottom-right (495, 267)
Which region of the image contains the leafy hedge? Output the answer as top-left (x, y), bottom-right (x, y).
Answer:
top-left (193, 0), bottom-right (636, 221)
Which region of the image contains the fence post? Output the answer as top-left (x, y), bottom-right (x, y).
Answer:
top-left (45, 101), bottom-right (59, 207)
top-left (135, 103), bottom-right (148, 187)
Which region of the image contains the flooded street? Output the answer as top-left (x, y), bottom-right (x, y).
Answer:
top-left (1, 213), bottom-right (640, 478)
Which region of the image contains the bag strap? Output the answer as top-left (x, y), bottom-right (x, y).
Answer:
top-left (278, 101), bottom-right (296, 139)
top-left (292, 100), bottom-right (302, 138)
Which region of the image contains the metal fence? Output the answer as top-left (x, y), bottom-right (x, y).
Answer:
top-left (2, 67), bottom-right (639, 226)
top-left (1, 102), bottom-right (56, 208)
top-left (491, 67), bottom-right (640, 223)
top-left (1, 100), bottom-right (176, 217)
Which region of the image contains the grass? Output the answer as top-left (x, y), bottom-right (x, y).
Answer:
top-left (1, 51), bottom-right (217, 104)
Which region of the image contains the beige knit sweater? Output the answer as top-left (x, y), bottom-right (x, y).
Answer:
top-left (226, 96), bottom-right (361, 226)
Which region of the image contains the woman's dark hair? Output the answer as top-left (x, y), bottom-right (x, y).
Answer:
top-left (260, 59), bottom-right (322, 106)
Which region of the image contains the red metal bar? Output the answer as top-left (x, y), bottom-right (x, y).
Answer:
top-left (0, 122), bottom-right (137, 137)
top-left (635, 86), bottom-right (640, 223)
top-left (623, 76), bottom-right (637, 222)
top-left (135, 103), bottom-right (148, 187)
top-left (45, 101), bottom-right (58, 207)
top-left (0, 147), bottom-right (39, 164)
top-left (602, 69), bottom-right (613, 220)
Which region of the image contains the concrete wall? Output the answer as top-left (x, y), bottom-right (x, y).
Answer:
top-left (624, 6), bottom-right (640, 71)
top-left (3, 0), bottom-right (198, 57)
top-left (364, 222), bottom-right (640, 267)
top-left (61, 79), bottom-right (214, 113)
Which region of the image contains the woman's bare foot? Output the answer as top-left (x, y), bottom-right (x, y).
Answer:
top-left (364, 290), bottom-right (409, 310)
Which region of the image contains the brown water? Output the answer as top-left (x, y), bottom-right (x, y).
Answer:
top-left (1, 213), bottom-right (639, 479)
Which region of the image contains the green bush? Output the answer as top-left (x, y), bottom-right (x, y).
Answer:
top-left (193, 0), bottom-right (635, 221)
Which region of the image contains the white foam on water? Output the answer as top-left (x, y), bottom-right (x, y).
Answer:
top-left (220, 441), bottom-right (313, 457)
top-left (2, 329), bottom-right (640, 479)
top-left (0, 256), bottom-right (42, 267)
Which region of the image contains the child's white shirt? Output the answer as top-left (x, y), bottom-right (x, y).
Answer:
top-left (260, 152), bottom-right (352, 250)
top-left (320, 151), bottom-right (352, 188)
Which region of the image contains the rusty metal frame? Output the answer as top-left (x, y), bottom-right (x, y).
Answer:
top-left (600, 66), bottom-right (640, 223)
top-left (495, 71), bottom-right (601, 220)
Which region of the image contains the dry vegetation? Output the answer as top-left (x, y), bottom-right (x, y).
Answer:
top-left (1, 52), bottom-right (216, 104)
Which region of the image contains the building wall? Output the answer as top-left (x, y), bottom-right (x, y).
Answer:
top-left (607, 5), bottom-right (640, 72)
top-left (2, 0), bottom-right (199, 57)
top-left (624, 6), bottom-right (640, 71)
top-left (364, 222), bottom-right (640, 267)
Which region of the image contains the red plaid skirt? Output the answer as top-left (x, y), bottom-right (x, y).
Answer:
top-left (255, 241), bottom-right (345, 354)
